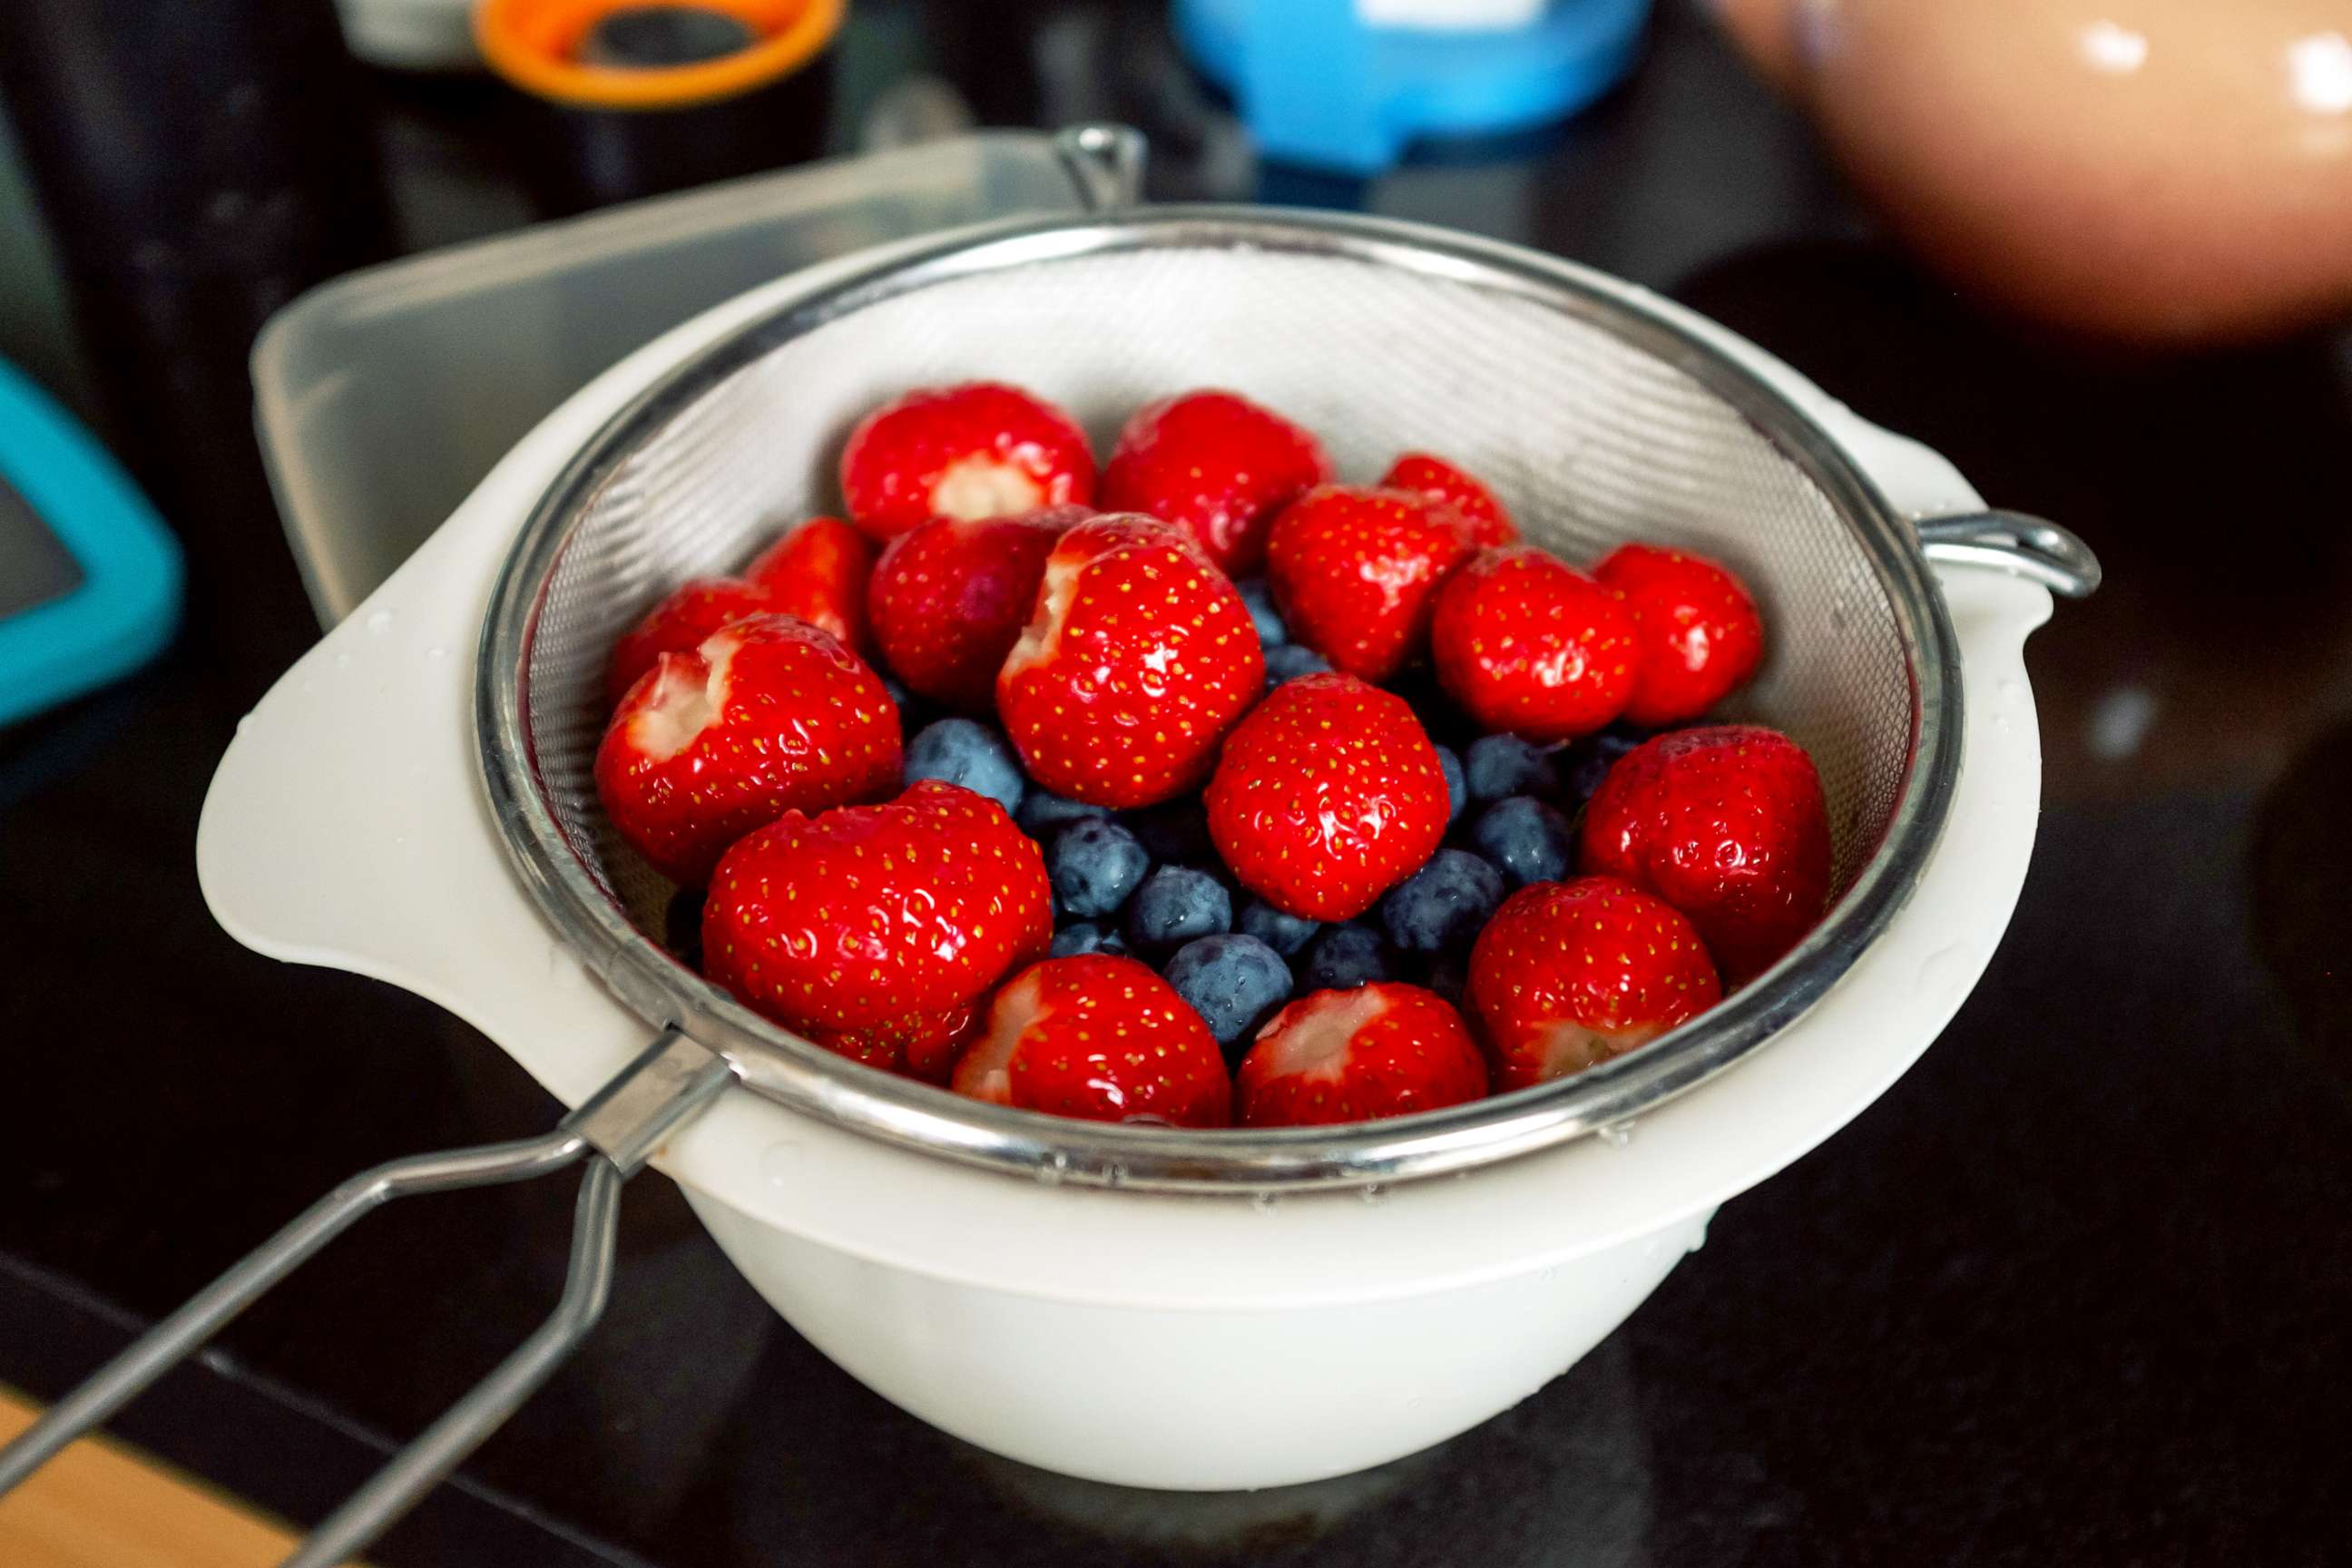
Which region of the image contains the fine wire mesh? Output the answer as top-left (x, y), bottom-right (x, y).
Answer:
top-left (524, 243), bottom-right (1913, 948)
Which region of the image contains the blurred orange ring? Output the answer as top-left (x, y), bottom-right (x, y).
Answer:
top-left (476, 0), bottom-right (842, 110)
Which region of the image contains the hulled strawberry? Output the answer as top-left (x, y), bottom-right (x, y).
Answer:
top-left (1379, 453), bottom-right (1516, 546)
top-left (744, 515), bottom-right (876, 658)
top-left (950, 954), bottom-right (1232, 1126)
top-left (1204, 671), bottom-right (1448, 920)
top-left (840, 381), bottom-right (1095, 540)
top-left (703, 779), bottom-right (1051, 1031)
top-left (802, 997), bottom-right (985, 1083)
top-left (1467, 877), bottom-right (1720, 1089)
top-left (1265, 485), bottom-right (1475, 682)
top-left (1096, 389), bottom-right (1330, 575)
top-left (996, 514), bottom-right (1264, 808)
top-left (604, 577), bottom-right (777, 709)
top-left (594, 614), bottom-right (902, 885)
top-left (1430, 545), bottom-right (1640, 741)
top-left (1592, 543), bottom-right (1766, 727)
top-left (1236, 983), bottom-right (1488, 1126)
top-left (867, 505), bottom-right (1085, 710)
top-left (1578, 724), bottom-right (1830, 983)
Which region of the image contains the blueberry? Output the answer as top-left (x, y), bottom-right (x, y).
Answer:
top-left (1299, 923), bottom-right (1393, 992)
top-left (1263, 643), bottom-right (1334, 689)
top-left (1472, 796), bottom-right (1574, 887)
top-left (905, 718), bottom-right (1025, 815)
top-left (1123, 801), bottom-right (1217, 867)
top-left (1164, 935), bottom-right (1292, 1053)
top-left (1432, 744), bottom-right (1467, 827)
top-left (1124, 865), bottom-right (1232, 955)
top-left (877, 673), bottom-right (934, 733)
top-left (1419, 952), bottom-right (1469, 1007)
top-left (1235, 578), bottom-right (1289, 648)
top-left (1018, 789), bottom-right (1111, 838)
top-left (1047, 818), bottom-right (1150, 918)
top-left (1049, 921), bottom-right (1129, 958)
top-left (1238, 899), bottom-right (1320, 957)
top-left (1380, 848), bottom-right (1506, 955)
top-left (1564, 723), bottom-right (1650, 803)
top-left (1464, 733), bottom-right (1559, 804)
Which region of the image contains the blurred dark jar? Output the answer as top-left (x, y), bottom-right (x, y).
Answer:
top-left (476, 0), bottom-right (838, 215)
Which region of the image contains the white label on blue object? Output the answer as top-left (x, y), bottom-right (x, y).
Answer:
top-left (1357, 0), bottom-right (1548, 30)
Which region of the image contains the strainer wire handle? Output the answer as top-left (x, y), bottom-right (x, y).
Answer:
top-left (1917, 509), bottom-right (2102, 598)
top-left (0, 1029), bottom-right (733, 1568)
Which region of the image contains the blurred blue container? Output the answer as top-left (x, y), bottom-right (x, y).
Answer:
top-left (1175, 0), bottom-right (1651, 173)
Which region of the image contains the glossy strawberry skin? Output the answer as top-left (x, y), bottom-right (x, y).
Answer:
top-left (1205, 671), bottom-right (1448, 920)
top-left (996, 514), bottom-right (1265, 808)
top-left (1096, 390), bottom-right (1331, 575)
top-left (803, 998), bottom-right (984, 1083)
top-left (1592, 544), bottom-right (1766, 727)
top-left (1379, 453), bottom-right (1516, 546)
top-left (840, 381), bottom-right (1095, 541)
top-left (950, 954), bottom-right (1232, 1126)
top-left (594, 614), bottom-right (903, 887)
top-left (1265, 485), bottom-right (1476, 682)
top-left (702, 779), bottom-right (1051, 1032)
top-left (745, 516), bottom-right (877, 659)
top-left (1578, 724), bottom-right (1831, 984)
top-left (867, 505), bottom-right (1085, 710)
top-left (1467, 877), bottom-right (1721, 1090)
top-left (1430, 545), bottom-right (1642, 741)
top-left (1236, 982), bottom-right (1488, 1127)
top-left (604, 577), bottom-right (777, 709)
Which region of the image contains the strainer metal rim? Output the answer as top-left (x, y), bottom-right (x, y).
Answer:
top-left (477, 206), bottom-right (1963, 1194)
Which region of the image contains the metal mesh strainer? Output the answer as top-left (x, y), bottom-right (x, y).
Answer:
top-left (480, 207), bottom-right (1964, 1194)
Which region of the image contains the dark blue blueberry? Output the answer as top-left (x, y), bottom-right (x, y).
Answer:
top-left (1298, 923), bottom-right (1393, 993)
top-left (1464, 733), bottom-right (1560, 804)
top-left (1123, 865), bottom-right (1232, 955)
top-left (1380, 848), bottom-right (1507, 955)
top-left (1049, 921), bottom-right (1129, 959)
top-left (877, 673), bottom-right (935, 734)
top-left (1017, 789), bottom-right (1111, 838)
top-left (1164, 935), bottom-right (1292, 1053)
top-left (1123, 801), bottom-right (1217, 867)
top-left (1047, 818), bottom-right (1150, 918)
top-left (1263, 643), bottom-right (1334, 690)
top-left (1472, 796), bottom-right (1574, 887)
top-left (1418, 952), bottom-right (1469, 1007)
top-left (904, 718), bottom-right (1025, 816)
top-left (1238, 899), bottom-right (1320, 957)
top-left (1235, 577), bottom-right (1289, 648)
top-left (1432, 744), bottom-right (1467, 827)
top-left (1563, 723), bottom-right (1651, 803)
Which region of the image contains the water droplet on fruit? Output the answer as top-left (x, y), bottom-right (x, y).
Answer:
top-left (1597, 1120), bottom-right (1634, 1148)
top-left (367, 609), bottom-right (395, 634)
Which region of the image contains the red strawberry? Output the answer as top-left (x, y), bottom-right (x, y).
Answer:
top-left (744, 515), bottom-right (876, 658)
top-left (604, 577), bottom-right (775, 708)
top-left (950, 954), bottom-right (1231, 1126)
top-left (1578, 725), bottom-right (1831, 984)
top-left (840, 381), bottom-right (1094, 541)
top-left (1430, 545), bottom-right (1640, 741)
top-left (595, 614), bottom-right (902, 885)
top-left (1379, 453), bottom-right (1516, 546)
top-left (703, 779), bottom-right (1052, 1032)
top-left (1592, 544), bottom-right (1766, 727)
top-left (1467, 877), bottom-right (1721, 1090)
top-left (997, 514), bottom-right (1265, 807)
top-left (802, 998), bottom-right (984, 1083)
top-left (1204, 671), bottom-right (1448, 920)
top-left (1236, 983), bottom-right (1488, 1126)
top-left (1265, 485), bottom-right (1475, 682)
top-left (867, 505), bottom-right (1087, 710)
top-left (1097, 390), bottom-right (1331, 574)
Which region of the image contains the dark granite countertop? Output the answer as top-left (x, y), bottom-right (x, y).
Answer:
top-left (2, 3), bottom-right (2347, 1563)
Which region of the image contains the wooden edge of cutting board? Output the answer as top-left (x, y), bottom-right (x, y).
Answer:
top-left (0, 1384), bottom-right (365, 1567)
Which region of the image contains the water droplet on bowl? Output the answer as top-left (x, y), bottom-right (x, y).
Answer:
top-left (760, 1142), bottom-right (804, 1186)
top-left (366, 609), bottom-right (395, 634)
top-left (426, 645), bottom-right (448, 662)
top-left (1360, 1182), bottom-right (1387, 1206)
top-left (1597, 1120), bottom-right (1634, 1148)
top-left (1916, 943), bottom-right (1973, 1007)
top-left (1036, 1151), bottom-right (1070, 1187)
top-left (1250, 1191), bottom-right (1278, 1215)
top-left (334, 652), bottom-right (351, 668)
top-left (1104, 1161), bottom-right (1129, 1188)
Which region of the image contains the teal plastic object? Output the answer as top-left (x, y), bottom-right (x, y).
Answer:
top-left (1175, 0), bottom-right (1651, 174)
top-left (0, 359), bottom-right (181, 727)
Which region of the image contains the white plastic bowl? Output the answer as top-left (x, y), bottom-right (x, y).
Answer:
top-left (197, 231), bottom-right (2053, 1490)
